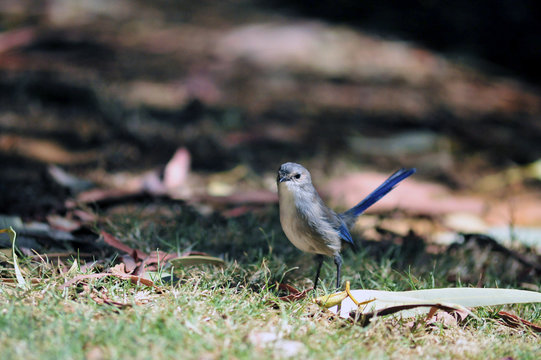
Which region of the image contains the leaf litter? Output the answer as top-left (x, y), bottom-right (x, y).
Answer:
top-left (1, 226), bottom-right (225, 310)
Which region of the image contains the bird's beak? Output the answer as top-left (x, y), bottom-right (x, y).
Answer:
top-left (278, 172), bottom-right (289, 183)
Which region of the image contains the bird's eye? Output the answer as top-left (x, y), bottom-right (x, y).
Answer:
top-left (294, 174), bottom-right (301, 179)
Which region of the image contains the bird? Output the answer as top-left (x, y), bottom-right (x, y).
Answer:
top-left (277, 162), bottom-right (415, 290)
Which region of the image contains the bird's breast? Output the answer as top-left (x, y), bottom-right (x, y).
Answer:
top-left (278, 183), bottom-right (336, 256)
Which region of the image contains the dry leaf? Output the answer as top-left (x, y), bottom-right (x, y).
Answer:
top-left (110, 263), bottom-right (128, 275)
top-left (277, 283), bottom-right (311, 302)
top-left (0, 135), bottom-right (98, 164)
top-left (46, 214), bottom-right (82, 232)
top-left (164, 147), bottom-right (191, 190)
top-left (89, 287), bottom-right (131, 308)
top-left (425, 308), bottom-right (470, 328)
top-left (0, 27), bottom-right (36, 53)
top-left (75, 188), bottom-right (142, 206)
top-left (120, 254), bottom-right (137, 274)
top-left (497, 311), bottom-right (541, 333)
top-left (60, 273), bottom-right (111, 289)
top-left (48, 165), bottom-right (94, 194)
top-left (101, 231), bottom-right (147, 260)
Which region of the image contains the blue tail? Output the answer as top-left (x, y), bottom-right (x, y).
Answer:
top-left (341, 168), bottom-right (415, 222)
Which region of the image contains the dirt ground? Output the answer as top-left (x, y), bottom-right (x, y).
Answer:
top-left (1, 0), bottom-right (541, 253)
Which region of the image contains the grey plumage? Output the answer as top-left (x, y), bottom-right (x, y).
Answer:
top-left (277, 162), bottom-right (415, 289)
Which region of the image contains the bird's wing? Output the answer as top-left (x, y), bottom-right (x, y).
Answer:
top-left (338, 221), bottom-right (353, 245)
top-left (337, 219), bottom-right (358, 252)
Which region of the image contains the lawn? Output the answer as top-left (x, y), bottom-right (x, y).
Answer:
top-left (1, 208), bottom-right (539, 360)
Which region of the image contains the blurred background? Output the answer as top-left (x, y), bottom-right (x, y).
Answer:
top-left (1, 0), bottom-right (541, 251)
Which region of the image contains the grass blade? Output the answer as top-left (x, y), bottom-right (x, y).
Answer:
top-left (169, 255), bottom-right (225, 268)
top-left (0, 227), bottom-right (28, 289)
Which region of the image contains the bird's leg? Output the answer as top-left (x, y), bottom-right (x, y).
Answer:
top-left (313, 254), bottom-right (324, 291)
top-left (334, 254), bottom-right (342, 289)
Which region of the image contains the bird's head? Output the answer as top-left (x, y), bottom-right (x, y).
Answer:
top-left (277, 162), bottom-right (312, 186)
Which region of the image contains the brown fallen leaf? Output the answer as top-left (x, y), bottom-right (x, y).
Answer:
top-left (0, 27), bottom-right (37, 53)
top-left (120, 254), bottom-right (137, 274)
top-left (101, 232), bottom-right (192, 277)
top-left (133, 255), bottom-right (152, 276)
top-left (110, 263), bottom-right (128, 275)
top-left (59, 273), bottom-right (111, 289)
top-left (163, 147), bottom-right (191, 190)
top-left (89, 286), bottom-right (131, 309)
top-left (277, 283), bottom-right (311, 302)
top-left (142, 250), bottom-right (179, 265)
top-left (424, 307), bottom-right (470, 328)
top-left (497, 311), bottom-right (541, 333)
top-left (71, 209), bottom-right (98, 223)
top-left (0, 135), bottom-right (98, 165)
top-left (111, 264), bottom-right (157, 288)
top-left (46, 215), bottom-right (82, 232)
top-left (74, 188), bottom-right (145, 207)
top-left (133, 250), bottom-right (181, 276)
top-left (47, 165), bottom-right (94, 194)
top-left (123, 274), bottom-right (159, 288)
top-left (277, 283), bottom-right (300, 293)
top-left (101, 231), bottom-right (147, 260)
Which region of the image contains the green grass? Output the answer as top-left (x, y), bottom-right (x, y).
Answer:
top-left (1, 205), bottom-right (540, 359)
